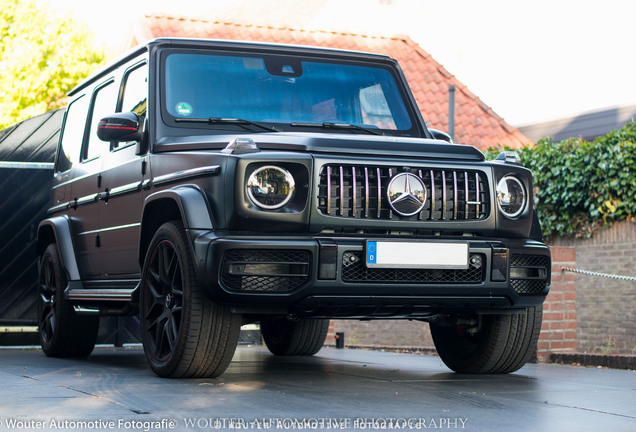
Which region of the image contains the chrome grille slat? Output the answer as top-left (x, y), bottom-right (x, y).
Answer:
top-left (352, 166), bottom-right (357, 216)
top-left (418, 169), bottom-right (424, 221)
top-left (453, 171), bottom-right (458, 220)
top-left (475, 172), bottom-right (480, 218)
top-left (429, 169), bottom-right (435, 220)
top-left (318, 164), bottom-right (490, 221)
top-left (364, 167), bottom-right (369, 218)
top-left (376, 167), bottom-right (381, 218)
top-left (441, 170), bottom-right (447, 220)
top-left (464, 172), bottom-right (469, 220)
top-left (339, 166), bottom-right (344, 216)
top-left (388, 168), bottom-right (393, 220)
top-left (326, 166), bottom-right (332, 215)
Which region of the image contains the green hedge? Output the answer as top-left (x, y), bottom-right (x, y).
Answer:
top-left (485, 122), bottom-right (636, 239)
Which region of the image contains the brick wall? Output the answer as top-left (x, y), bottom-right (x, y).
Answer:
top-left (536, 246), bottom-right (577, 361)
top-left (550, 221), bottom-right (636, 354)
top-left (328, 319), bottom-right (434, 349)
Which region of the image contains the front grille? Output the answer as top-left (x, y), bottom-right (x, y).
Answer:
top-left (511, 279), bottom-right (547, 295)
top-left (317, 164), bottom-right (489, 221)
top-left (342, 251), bottom-right (485, 284)
top-left (221, 250), bottom-right (311, 292)
top-left (510, 254), bottom-right (550, 295)
top-left (511, 254), bottom-right (549, 268)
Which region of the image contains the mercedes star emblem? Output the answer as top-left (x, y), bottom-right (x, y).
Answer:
top-left (387, 173), bottom-right (427, 216)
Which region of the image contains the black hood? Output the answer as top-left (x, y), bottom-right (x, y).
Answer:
top-left (154, 132), bottom-right (485, 162)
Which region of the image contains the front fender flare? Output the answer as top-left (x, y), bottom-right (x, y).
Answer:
top-left (37, 215), bottom-right (82, 282)
top-left (142, 185), bottom-right (215, 231)
top-left (138, 185), bottom-right (216, 268)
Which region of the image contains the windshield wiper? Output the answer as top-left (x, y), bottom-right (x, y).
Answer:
top-left (175, 117), bottom-right (278, 132)
top-left (208, 117), bottom-right (279, 132)
top-left (290, 122), bottom-right (381, 135)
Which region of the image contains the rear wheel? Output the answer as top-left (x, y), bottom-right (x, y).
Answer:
top-left (430, 306), bottom-right (542, 374)
top-left (261, 317), bottom-right (329, 356)
top-left (139, 221), bottom-right (241, 378)
top-left (37, 244), bottom-right (99, 357)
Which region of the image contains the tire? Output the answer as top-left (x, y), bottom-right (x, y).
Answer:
top-left (139, 221), bottom-right (241, 378)
top-left (430, 306), bottom-right (543, 374)
top-left (37, 244), bottom-right (99, 358)
top-left (261, 317), bottom-right (329, 356)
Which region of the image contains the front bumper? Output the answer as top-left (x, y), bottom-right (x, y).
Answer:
top-left (192, 231), bottom-right (551, 319)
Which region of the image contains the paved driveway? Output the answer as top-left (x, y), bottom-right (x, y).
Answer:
top-left (0, 345), bottom-right (634, 431)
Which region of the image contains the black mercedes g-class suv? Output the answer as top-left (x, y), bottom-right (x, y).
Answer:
top-left (37, 38), bottom-right (550, 378)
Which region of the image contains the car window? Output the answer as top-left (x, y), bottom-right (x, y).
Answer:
top-left (85, 80), bottom-right (117, 161)
top-left (56, 95), bottom-right (89, 172)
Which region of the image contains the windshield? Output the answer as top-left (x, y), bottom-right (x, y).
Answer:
top-left (163, 52), bottom-right (414, 133)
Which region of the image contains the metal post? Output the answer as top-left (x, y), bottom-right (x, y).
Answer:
top-left (335, 332), bottom-right (345, 349)
top-left (448, 84), bottom-right (456, 141)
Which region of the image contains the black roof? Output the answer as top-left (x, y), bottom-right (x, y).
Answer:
top-left (69, 37), bottom-right (394, 96)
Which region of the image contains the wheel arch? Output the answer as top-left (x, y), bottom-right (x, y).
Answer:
top-left (138, 185), bottom-right (215, 266)
top-left (37, 216), bottom-right (82, 282)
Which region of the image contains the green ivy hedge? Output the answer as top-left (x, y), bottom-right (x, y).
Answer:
top-left (485, 122), bottom-right (636, 239)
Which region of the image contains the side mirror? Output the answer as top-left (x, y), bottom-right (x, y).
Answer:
top-left (97, 112), bottom-right (142, 143)
top-left (429, 129), bottom-right (453, 143)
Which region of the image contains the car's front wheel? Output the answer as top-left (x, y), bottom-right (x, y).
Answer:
top-left (430, 306), bottom-right (542, 374)
top-left (139, 221), bottom-right (241, 378)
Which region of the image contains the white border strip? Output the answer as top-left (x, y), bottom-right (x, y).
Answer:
top-left (0, 161), bottom-right (54, 170)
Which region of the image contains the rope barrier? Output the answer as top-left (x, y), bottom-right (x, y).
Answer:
top-left (562, 267), bottom-right (636, 282)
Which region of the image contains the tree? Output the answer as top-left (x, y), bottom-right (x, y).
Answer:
top-left (0, 0), bottom-right (105, 129)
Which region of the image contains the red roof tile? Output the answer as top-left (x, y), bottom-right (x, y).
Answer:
top-left (130, 15), bottom-right (530, 150)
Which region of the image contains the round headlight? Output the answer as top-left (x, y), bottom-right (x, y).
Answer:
top-left (496, 176), bottom-right (526, 218)
top-left (246, 166), bottom-right (295, 210)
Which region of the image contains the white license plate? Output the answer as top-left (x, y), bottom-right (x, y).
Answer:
top-left (366, 241), bottom-right (469, 269)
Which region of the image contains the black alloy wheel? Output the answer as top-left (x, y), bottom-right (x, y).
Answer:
top-left (141, 238), bottom-right (185, 363)
top-left (38, 251), bottom-right (58, 348)
top-left (140, 221), bottom-right (241, 378)
top-left (38, 244), bottom-right (99, 357)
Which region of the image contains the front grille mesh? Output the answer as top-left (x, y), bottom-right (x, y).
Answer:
top-left (317, 164), bottom-right (489, 221)
top-left (342, 251), bottom-right (485, 284)
top-left (510, 254), bottom-right (550, 295)
top-left (511, 279), bottom-right (547, 295)
top-left (511, 254), bottom-right (549, 268)
top-left (221, 250), bottom-right (310, 292)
